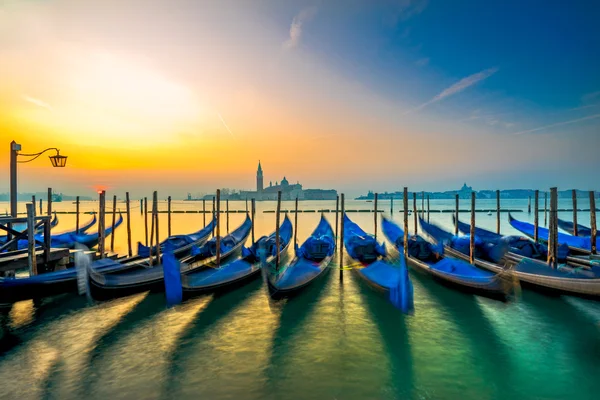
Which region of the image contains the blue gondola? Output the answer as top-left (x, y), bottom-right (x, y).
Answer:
top-left (420, 217), bottom-right (600, 299)
top-left (0, 212), bottom-right (59, 245)
top-left (87, 216), bottom-right (252, 299)
top-left (343, 214), bottom-right (413, 313)
top-left (182, 215), bottom-right (293, 295)
top-left (556, 218), bottom-right (592, 237)
top-left (382, 216), bottom-right (510, 300)
top-left (265, 215), bottom-right (335, 298)
top-left (509, 213), bottom-right (597, 254)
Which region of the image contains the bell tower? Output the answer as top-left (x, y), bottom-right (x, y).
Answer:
top-left (257, 161), bottom-right (263, 192)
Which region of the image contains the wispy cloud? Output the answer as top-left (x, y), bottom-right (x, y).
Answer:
top-left (217, 112), bottom-right (234, 137)
top-left (405, 67), bottom-right (498, 114)
top-left (388, 0), bottom-right (429, 25)
top-left (22, 94), bottom-right (53, 111)
top-left (415, 57), bottom-right (430, 67)
top-left (283, 7), bottom-right (318, 50)
top-left (582, 90), bottom-right (600, 103)
top-left (512, 113), bottom-right (600, 135)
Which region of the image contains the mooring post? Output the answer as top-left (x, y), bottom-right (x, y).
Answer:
top-left (144, 197), bottom-right (149, 246)
top-left (109, 195), bottom-right (116, 252)
top-left (154, 191), bottom-right (160, 265)
top-left (212, 196), bottom-right (216, 237)
top-left (32, 195), bottom-right (36, 217)
top-left (149, 195), bottom-right (156, 263)
top-left (427, 195), bottom-right (430, 222)
top-left (391, 197), bottom-right (394, 214)
top-left (294, 197), bottom-right (298, 246)
top-left (216, 190), bottom-right (221, 267)
top-left (534, 190), bottom-right (539, 243)
top-left (140, 199), bottom-right (143, 214)
top-left (75, 196), bottom-right (80, 234)
top-left (374, 193), bottom-right (378, 241)
top-left (413, 192), bottom-right (418, 235)
top-left (589, 191), bottom-right (597, 255)
top-left (544, 192), bottom-right (548, 227)
top-left (421, 191), bottom-right (425, 217)
top-left (528, 196), bottom-right (531, 213)
top-left (547, 187), bottom-right (558, 267)
top-left (168, 196), bottom-right (172, 237)
top-left (251, 198), bottom-right (256, 244)
top-left (203, 198), bottom-right (206, 227)
top-left (275, 191), bottom-right (282, 270)
top-left (470, 192), bottom-right (476, 264)
top-left (572, 189), bottom-right (578, 236)
top-left (39, 198), bottom-right (43, 215)
top-left (45, 188), bottom-right (52, 265)
top-left (245, 198), bottom-right (248, 213)
top-left (455, 194), bottom-right (459, 235)
top-left (126, 192), bottom-right (132, 257)
top-left (226, 198), bottom-right (230, 234)
top-left (26, 203), bottom-right (37, 276)
top-left (496, 190), bottom-right (501, 234)
top-left (98, 190), bottom-right (106, 259)
top-left (335, 195), bottom-right (339, 240)
top-left (340, 193), bottom-right (345, 281)
top-left (403, 187), bottom-right (408, 256)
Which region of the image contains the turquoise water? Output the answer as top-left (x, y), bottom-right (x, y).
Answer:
top-left (0, 198), bottom-right (599, 399)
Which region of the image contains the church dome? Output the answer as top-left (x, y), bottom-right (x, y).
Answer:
top-left (281, 176), bottom-right (289, 186)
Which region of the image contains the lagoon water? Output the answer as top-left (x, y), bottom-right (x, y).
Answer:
top-left (0, 198), bottom-right (599, 399)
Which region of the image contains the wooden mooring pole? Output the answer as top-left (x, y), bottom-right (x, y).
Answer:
top-left (39, 198), bottom-right (43, 215)
top-left (126, 192), bottom-right (132, 257)
top-left (275, 191), bottom-right (282, 270)
top-left (98, 190), bottom-right (106, 259)
top-left (31, 195), bottom-right (36, 217)
top-left (547, 187), bottom-right (558, 267)
top-left (589, 191), bottom-right (597, 255)
top-left (110, 195), bottom-right (117, 252)
top-left (154, 191), bottom-right (160, 265)
top-left (413, 192), bottom-right (418, 235)
top-left (144, 197), bottom-right (149, 246)
top-left (251, 198), bottom-right (256, 244)
top-left (45, 188), bottom-right (52, 265)
top-left (245, 198), bottom-right (248, 213)
top-left (335, 195), bottom-right (339, 239)
top-left (427, 195), bottom-right (430, 222)
top-left (216, 190), bottom-right (221, 267)
top-left (294, 197), bottom-right (298, 246)
top-left (374, 193), bottom-right (378, 241)
top-left (26, 203), bottom-right (37, 276)
top-left (140, 199), bottom-right (143, 214)
top-left (470, 192), bottom-right (475, 264)
top-left (528, 196), bottom-right (531, 213)
top-left (391, 197), bottom-right (394, 214)
top-left (572, 189), bottom-right (578, 236)
top-left (75, 196), bottom-right (80, 234)
top-left (212, 196), bottom-right (216, 237)
top-left (168, 196), bottom-right (172, 237)
top-left (226, 198), bottom-right (230, 234)
top-left (403, 187), bottom-right (408, 256)
top-left (340, 193), bottom-right (345, 280)
top-left (496, 190), bottom-right (501, 234)
top-left (544, 192), bottom-right (548, 227)
top-left (203, 198), bottom-right (206, 227)
top-left (455, 194), bottom-right (459, 235)
top-left (534, 190), bottom-right (539, 243)
top-left (149, 195), bottom-right (156, 264)
top-left (421, 191), bottom-right (425, 217)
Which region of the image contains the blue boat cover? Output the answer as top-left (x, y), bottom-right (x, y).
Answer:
top-left (163, 247), bottom-right (182, 306)
top-left (183, 216), bottom-right (293, 289)
top-left (191, 216), bottom-right (253, 258)
top-left (343, 214), bottom-right (385, 262)
top-left (358, 258), bottom-right (414, 314)
top-left (16, 214), bottom-right (122, 250)
top-left (509, 214), bottom-right (597, 250)
top-left (557, 218), bottom-right (592, 237)
top-left (137, 217), bottom-right (216, 257)
top-left (296, 215), bottom-right (335, 261)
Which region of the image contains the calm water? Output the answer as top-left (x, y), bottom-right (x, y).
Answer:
top-left (1, 198), bottom-right (599, 400)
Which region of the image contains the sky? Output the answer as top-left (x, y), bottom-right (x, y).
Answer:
top-left (1, 0), bottom-right (599, 198)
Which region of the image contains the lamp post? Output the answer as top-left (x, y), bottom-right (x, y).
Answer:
top-left (9, 140), bottom-right (68, 219)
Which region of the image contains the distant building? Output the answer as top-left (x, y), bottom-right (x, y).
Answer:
top-left (240, 162), bottom-right (336, 201)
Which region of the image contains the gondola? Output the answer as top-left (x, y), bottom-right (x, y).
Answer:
top-left (182, 215), bottom-right (293, 296)
top-left (557, 218), bottom-right (592, 237)
top-left (509, 213), bottom-right (596, 255)
top-left (264, 215), bottom-right (334, 298)
top-left (421, 217), bottom-right (600, 299)
top-left (36, 213), bottom-right (123, 250)
top-left (0, 217), bottom-right (213, 304)
top-left (343, 214), bottom-right (413, 312)
top-left (13, 213), bottom-right (98, 250)
top-left (87, 215), bottom-right (252, 299)
top-left (382, 216), bottom-right (510, 300)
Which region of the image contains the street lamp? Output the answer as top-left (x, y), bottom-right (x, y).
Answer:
top-left (9, 140), bottom-right (68, 219)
